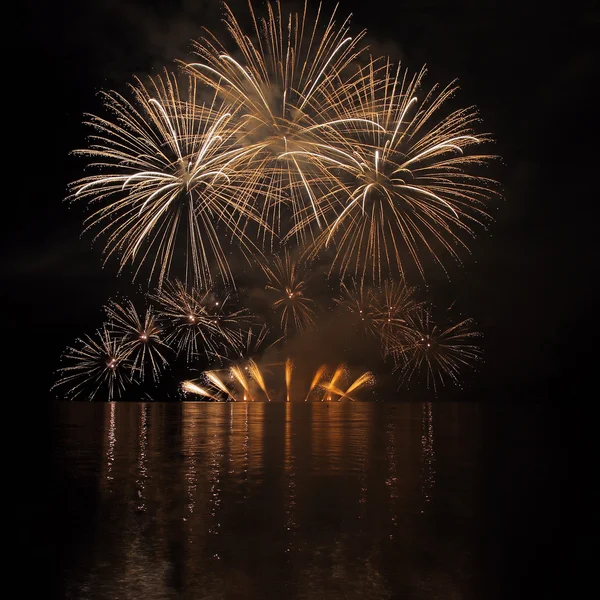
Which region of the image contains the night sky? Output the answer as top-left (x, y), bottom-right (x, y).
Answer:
top-left (10, 0), bottom-right (596, 401)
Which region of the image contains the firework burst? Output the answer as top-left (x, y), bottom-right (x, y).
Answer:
top-left (262, 251), bottom-right (316, 335)
top-left (186, 0), bottom-right (374, 243)
top-left (151, 279), bottom-right (245, 361)
top-left (69, 70), bottom-right (265, 288)
top-left (393, 307), bottom-right (482, 393)
top-left (54, 327), bottom-right (132, 400)
top-left (334, 280), bottom-right (379, 338)
top-left (288, 58), bottom-right (499, 283)
top-left (371, 280), bottom-right (420, 356)
top-left (105, 300), bottom-right (171, 382)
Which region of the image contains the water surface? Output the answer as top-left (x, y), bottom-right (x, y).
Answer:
top-left (49, 402), bottom-right (556, 599)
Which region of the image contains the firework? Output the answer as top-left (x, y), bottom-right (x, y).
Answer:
top-left (321, 368), bottom-right (373, 401)
top-left (230, 364), bottom-right (252, 400)
top-left (343, 371), bottom-right (374, 399)
top-left (335, 281), bottom-right (379, 338)
top-left (60, 0), bottom-right (499, 401)
top-left (54, 327), bottom-right (132, 400)
top-left (151, 279), bottom-right (245, 361)
top-left (305, 364), bottom-right (328, 401)
top-left (321, 363), bottom-right (347, 401)
top-left (247, 358), bottom-right (270, 401)
top-left (287, 58), bottom-right (498, 283)
top-left (393, 307), bottom-right (482, 393)
top-left (69, 70), bottom-right (266, 288)
top-left (371, 280), bottom-right (420, 355)
top-left (105, 300), bottom-right (171, 381)
top-left (186, 0), bottom-right (373, 243)
top-left (204, 370), bottom-right (235, 400)
top-left (241, 323), bottom-right (282, 356)
top-left (182, 380), bottom-right (221, 401)
top-left (262, 251), bottom-right (316, 335)
top-left (203, 291), bottom-right (255, 358)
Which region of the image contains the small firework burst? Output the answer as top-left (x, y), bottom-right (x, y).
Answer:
top-left (371, 280), bottom-right (420, 356)
top-left (151, 279), bottom-right (245, 361)
top-left (105, 300), bottom-right (171, 382)
top-left (262, 251), bottom-right (316, 335)
top-left (54, 327), bottom-right (132, 400)
top-left (393, 307), bottom-right (482, 393)
top-left (335, 280), bottom-right (379, 338)
top-left (202, 292), bottom-right (255, 358)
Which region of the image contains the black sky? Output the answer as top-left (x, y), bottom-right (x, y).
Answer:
top-left (9, 0), bottom-right (598, 401)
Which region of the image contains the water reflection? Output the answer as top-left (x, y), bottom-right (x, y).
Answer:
top-left (284, 402), bottom-right (298, 552)
top-left (56, 402), bottom-right (483, 600)
top-left (137, 403), bottom-right (148, 512)
top-left (420, 401), bottom-right (436, 512)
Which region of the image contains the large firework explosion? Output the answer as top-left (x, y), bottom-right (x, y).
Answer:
top-left (55, 0), bottom-right (498, 400)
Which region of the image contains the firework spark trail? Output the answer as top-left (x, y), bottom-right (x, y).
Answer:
top-left (204, 370), bottom-right (234, 399)
top-left (263, 250), bottom-right (316, 334)
top-left (247, 359), bottom-right (270, 401)
top-left (344, 371), bottom-right (374, 397)
top-left (105, 300), bottom-right (171, 382)
top-left (70, 71), bottom-right (268, 289)
top-left (321, 382), bottom-right (346, 400)
top-left (321, 363), bottom-right (347, 401)
top-left (186, 0), bottom-right (374, 243)
top-left (151, 280), bottom-right (246, 361)
top-left (53, 327), bottom-right (132, 400)
top-left (285, 358), bottom-right (293, 402)
top-left (393, 307), bottom-right (482, 393)
top-left (286, 58), bottom-right (499, 283)
top-left (372, 280), bottom-right (420, 355)
top-left (182, 380), bottom-right (221, 401)
top-left (335, 281), bottom-right (379, 338)
top-left (321, 371), bottom-right (373, 401)
top-left (243, 324), bottom-right (272, 355)
top-left (230, 364), bottom-right (252, 400)
top-left (305, 364), bottom-right (328, 401)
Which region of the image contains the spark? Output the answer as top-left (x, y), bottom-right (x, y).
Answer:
top-left (305, 364), bottom-right (328, 401)
top-left (291, 58), bottom-right (499, 283)
top-left (53, 327), bottom-right (132, 400)
top-left (105, 300), bottom-right (171, 382)
top-left (247, 358), bottom-right (270, 401)
top-left (262, 250), bottom-right (316, 335)
top-left (182, 380), bottom-right (221, 401)
top-left (69, 70), bottom-right (265, 288)
top-left (186, 0), bottom-right (371, 243)
top-left (392, 307), bottom-right (482, 393)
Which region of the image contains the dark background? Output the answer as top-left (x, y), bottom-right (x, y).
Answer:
top-left (12, 0), bottom-right (596, 596)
